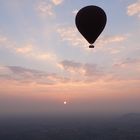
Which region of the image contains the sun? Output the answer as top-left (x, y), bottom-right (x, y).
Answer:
top-left (64, 101), bottom-right (67, 105)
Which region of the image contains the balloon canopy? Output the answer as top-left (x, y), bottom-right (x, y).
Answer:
top-left (75, 5), bottom-right (107, 48)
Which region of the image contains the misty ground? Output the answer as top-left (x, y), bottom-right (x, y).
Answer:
top-left (0, 113), bottom-right (140, 140)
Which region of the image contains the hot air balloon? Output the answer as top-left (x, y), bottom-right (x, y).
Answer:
top-left (75, 5), bottom-right (107, 48)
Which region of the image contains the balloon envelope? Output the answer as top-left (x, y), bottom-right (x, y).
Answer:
top-left (75, 5), bottom-right (107, 47)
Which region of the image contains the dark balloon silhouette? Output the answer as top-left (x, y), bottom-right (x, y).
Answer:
top-left (75, 5), bottom-right (107, 48)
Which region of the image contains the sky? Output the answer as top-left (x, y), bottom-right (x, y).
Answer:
top-left (0, 0), bottom-right (140, 117)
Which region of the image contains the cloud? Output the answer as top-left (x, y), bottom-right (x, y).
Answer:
top-left (114, 58), bottom-right (140, 69)
top-left (0, 66), bottom-right (69, 85)
top-left (59, 60), bottom-right (103, 77)
top-left (36, 0), bottom-right (63, 18)
top-left (0, 34), bottom-right (56, 61)
top-left (51, 0), bottom-right (63, 5)
top-left (36, 1), bottom-right (54, 17)
top-left (0, 35), bottom-right (15, 49)
top-left (95, 34), bottom-right (128, 53)
top-left (0, 61), bottom-right (104, 86)
top-left (0, 66), bottom-right (12, 75)
top-left (57, 26), bottom-right (127, 51)
top-left (15, 45), bottom-right (33, 54)
top-left (57, 26), bottom-right (89, 48)
top-left (96, 35), bottom-right (127, 47)
top-left (58, 60), bottom-right (140, 83)
top-left (0, 36), bottom-right (8, 43)
top-left (72, 9), bottom-right (78, 15)
top-left (15, 43), bottom-right (56, 61)
top-left (127, 0), bottom-right (140, 18)
top-left (111, 57), bottom-right (140, 81)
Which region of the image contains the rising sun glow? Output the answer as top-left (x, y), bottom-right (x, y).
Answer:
top-left (64, 101), bottom-right (67, 105)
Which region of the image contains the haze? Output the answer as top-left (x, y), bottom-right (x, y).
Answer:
top-left (0, 0), bottom-right (140, 118)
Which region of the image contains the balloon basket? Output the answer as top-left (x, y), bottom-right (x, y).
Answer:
top-left (89, 45), bottom-right (94, 48)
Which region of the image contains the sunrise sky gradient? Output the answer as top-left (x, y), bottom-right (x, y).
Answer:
top-left (0, 0), bottom-right (140, 117)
